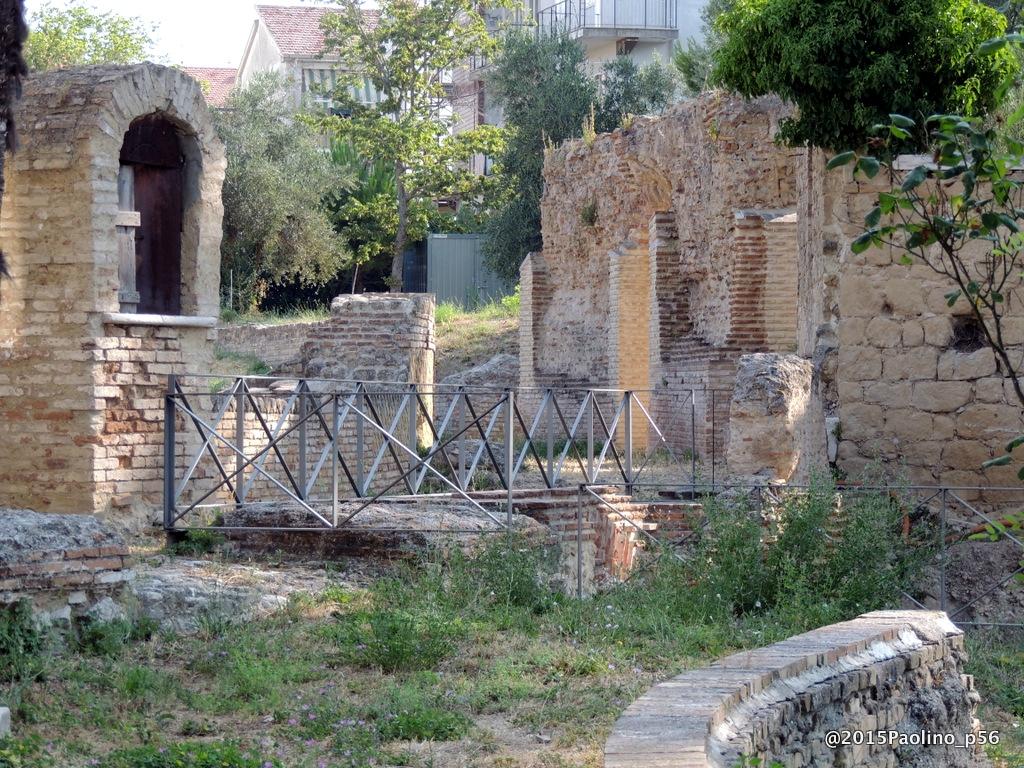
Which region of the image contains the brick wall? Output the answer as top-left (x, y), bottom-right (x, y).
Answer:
top-left (0, 64), bottom-right (225, 523)
top-left (216, 321), bottom-right (322, 371)
top-left (605, 611), bottom-right (983, 768)
top-left (0, 510), bottom-right (132, 621)
top-left (523, 94), bottom-right (800, 461)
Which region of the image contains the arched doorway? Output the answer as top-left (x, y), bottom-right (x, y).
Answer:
top-left (119, 114), bottom-right (185, 315)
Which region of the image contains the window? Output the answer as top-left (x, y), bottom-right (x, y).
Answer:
top-left (302, 68), bottom-right (381, 110)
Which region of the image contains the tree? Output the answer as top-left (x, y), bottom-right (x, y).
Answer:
top-left (483, 32), bottom-right (596, 283)
top-left (0, 0), bottom-right (27, 281)
top-left (672, 0), bottom-right (732, 95)
top-left (318, 0), bottom-right (507, 291)
top-left (833, 107), bottom-right (1024, 469)
top-left (215, 73), bottom-right (353, 311)
top-left (24, 1), bottom-right (153, 71)
top-left (713, 0), bottom-right (1016, 150)
top-left (595, 55), bottom-right (676, 134)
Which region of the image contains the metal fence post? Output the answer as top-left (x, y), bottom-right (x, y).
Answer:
top-left (332, 393), bottom-right (340, 527)
top-left (356, 385), bottom-right (365, 496)
top-left (587, 391), bottom-right (595, 484)
top-left (690, 391), bottom-right (696, 494)
top-left (457, 390), bottom-right (467, 491)
top-left (408, 384), bottom-right (418, 481)
top-left (711, 389), bottom-right (717, 489)
top-left (163, 374), bottom-right (177, 531)
top-left (506, 389), bottom-right (515, 528)
top-left (624, 391), bottom-right (634, 495)
top-left (940, 488), bottom-right (948, 612)
top-left (576, 485), bottom-right (584, 598)
top-left (297, 381), bottom-right (308, 500)
top-left (546, 390), bottom-right (555, 486)
top-left (235, 382), bottom-right (246, 505)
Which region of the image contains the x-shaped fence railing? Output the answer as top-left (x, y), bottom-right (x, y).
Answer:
top-left (164, 375), bottom-right (714, 532)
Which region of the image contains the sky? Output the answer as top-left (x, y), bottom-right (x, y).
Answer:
top-left (23, 0), bottom-right (315, 68)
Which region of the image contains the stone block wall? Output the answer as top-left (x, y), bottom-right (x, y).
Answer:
top-left (799, 151), bottom-right (1024, 492)
top-left (215, 320), bottom-right (322, 371)
top-left (605, 610), bottom-right (985, 768)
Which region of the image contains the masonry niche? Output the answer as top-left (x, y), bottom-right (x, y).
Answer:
top-left (0, 64), bottom-right (226, 522)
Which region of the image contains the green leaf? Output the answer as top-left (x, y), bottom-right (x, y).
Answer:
top-left (851, 232), bottom-right (875, 254)
top-left (1017, 464), bottom-right (1024, 481)
top-left (944, 289), bottom-right (962, 307)
top-left (1005, 435), bottom-right (1024, 452)
top-left (889, 114), bottom-right (915, 128)
top-left (998, 214), bottom-right (1020, 232)
top-left (899, 254), bottom-right (913, 266)
top-left (857, 157), bottom-right (881, 179)
top-left (827, 151), bottom-right (856, 170)
top-left (901, 166), bottom-right (927, 192)
top-left (983, 455), bottom-right (1012, 468)
top-left (865, 206), bottom-right (881, 228)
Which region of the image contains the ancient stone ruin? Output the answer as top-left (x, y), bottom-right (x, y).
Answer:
top-left (0, 64), bottom-right (226, 522)
top-left (523, 92), bottom-right (1024, 492)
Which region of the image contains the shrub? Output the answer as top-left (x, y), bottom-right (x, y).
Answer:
top-left (73, 616), bottom-right (157, 657)
top-left (368, 682), bottom-right (472, 741)
top-left (712, 0), bottom-right (1017, 150)
top-left (467, 533), bottom-right (557, 615)
top-left (98, 741), bottom-right (279, 768)
top-left (334, 609), bottom-right (455, 672)
top-left (0, 601), bottom-right (46, 683)
top-left (679, 477), bottom-right (926, 628)
top-left (167, 529), bottom-right (225, 557)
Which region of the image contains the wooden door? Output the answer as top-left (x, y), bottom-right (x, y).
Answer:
top-left (119, 115), bottom-right (184, 315)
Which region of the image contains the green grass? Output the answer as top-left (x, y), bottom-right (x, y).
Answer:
top-left (434, 291), bottom-right (520, 381)
top-left (435, 289), bottom-right (520, 327)
top-left (219, 305), bottom-right (331, 326)
top-left (1, 485), bottom-right (1021, 767)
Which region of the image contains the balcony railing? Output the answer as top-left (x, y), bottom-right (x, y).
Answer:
top-left (536, 0), bottom-right (676, 34)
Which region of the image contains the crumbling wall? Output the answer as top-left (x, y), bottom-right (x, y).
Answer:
top-left (605, 611), bottom-right (985, 768)
top-left (523, 93), bottom-right (801, 460)
top-left (800, 151), bottom-right (1024, 492)
top-left (302, 294), bottom-right (434, 385)
top-left (216, 320), bottom-right (324, 371)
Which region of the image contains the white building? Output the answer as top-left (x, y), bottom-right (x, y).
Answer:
top-left (236, 5), bottom-right (382, 109)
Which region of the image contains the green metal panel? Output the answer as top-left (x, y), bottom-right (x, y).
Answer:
top-left (427, 234), bottom-right (511, 307)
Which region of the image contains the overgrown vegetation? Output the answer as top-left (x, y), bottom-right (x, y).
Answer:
top-left (25, 1), bottom-right (153, 71)
top-left (483, 33), bottom-right (676, 282)
top-left (434, 292), bottom-right (520, 379)
top-left (216, 73), bottom-right (353, 312)
top-left (712, 0), bottom-right (1016, 150)
top-left (3, 480), bottom-right (1000, 766)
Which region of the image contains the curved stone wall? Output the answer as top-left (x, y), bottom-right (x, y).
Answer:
top-left (605, 611), bottom-right (985, 768)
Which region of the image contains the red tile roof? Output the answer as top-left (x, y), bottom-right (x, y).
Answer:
top-left (256, 5), bottom-right (380, 59)
top-left (182, 66), bottom-right (237, 108)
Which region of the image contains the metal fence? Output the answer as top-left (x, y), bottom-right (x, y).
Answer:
top-left (536, 0), bottom-right (676, 34)
top-left (163, 374), bottom-right (1024, 628)
top-left (163, 376), bottom-right (721, 532)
